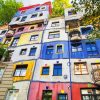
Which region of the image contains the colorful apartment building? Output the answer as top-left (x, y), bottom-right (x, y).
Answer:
top-left (0, 1), bottom-right (100, 100)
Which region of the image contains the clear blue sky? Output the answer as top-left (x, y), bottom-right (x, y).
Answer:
top-left (16, 0), bottom-right (54, 6)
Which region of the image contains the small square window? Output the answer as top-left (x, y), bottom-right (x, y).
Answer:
top-left (35, 7), bottom-right (40, 11)
top-left (17, 27), bottom-right (24, 32)
top-left (51, 21), bottom-right (59, 27)
top-left (46, 46), bottom-right (54, 55)
top-left (4, 38), bottom-right (11, 44)
top-left (29, 47), bottom-right (37, 56)
top-left (21, 10), bottom-right (26, 14)
top-left (48, 31), bottom-right (60, 39)
top-left (56, 45), bottom-right (63, 53)
top-left (0, 30), bottom-right (7, 35)
top-left (30, 35), bottom-right (38, 41)
top-left (20, 49), bottom-right (27, 55)
top-left (37, 23), bottom-right (42, 27)
top-left (16, 17), bottom-right (20, 21)
top-left (58, 94), bottom-right (68, 100)
top-left (31, 14), bottom-right (37, 18)
top-left (53, 64), bottom-right (62, 76)
top-left (0, 68), bottom-right (4, 78)
top-left (14, 65), bottom-right (27, 76)
top-left (11, 38), bottom-right (19, 47)
top-left (74, 62), bottom-right (88, 75)
top-left (20, 16), bottom-right (27, 22)
top-left (41, 6), bottom-right (46, 10)
top-left (39, 13), bottom-right (43, 16)
top-left (42, 67), bottom-right (49, 75)
top-left (30, 26), bottom-right (35, 30)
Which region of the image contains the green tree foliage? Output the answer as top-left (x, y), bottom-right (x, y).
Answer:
top-left (50, 0), bottom-right (72, 18)
top-left (72, 0), bottom-right (100, 39)
top-left (0, 0), bottom-right (23, 25)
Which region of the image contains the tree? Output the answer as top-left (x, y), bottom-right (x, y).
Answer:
top-left (72, 0), bottom-right (100, 39)
top-left (0, 0), bottom-right (23, 25)
top-left (50, 0), bottom-right (72, 18)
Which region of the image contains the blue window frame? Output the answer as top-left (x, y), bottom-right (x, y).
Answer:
top-left (86, 42), bottom-right (98, 57)
top-left (46, 46), bottom-right (54, 55)
top-left (21, 16), bottom-right (27, 22)
top-left (53, 64), bottom-right (62, 76)
top-left (71, 42), bottom-right (82, 52)
top-left (42, 67), bottom-right (49, 75)
top-left (29, 47), bottom-right (37, 56)
top-left (56, 45), bottom-right (63, 53)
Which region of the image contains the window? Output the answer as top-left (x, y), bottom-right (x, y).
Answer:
top-left (30, 35), bottom-right (38, 41)
top-left (86, 42), bottom-right (98, 57)
top-left (35, 7), bottom-right (40, 11)
top-left (53, 64), bottom-right (62, 76)
top-left (41, 6), bottom-right (46, 10)
top-left (14, 65), bottom-right (27, 76)
top-left (51, 21), bottom-right (59, 27)
top-left (16, 17), bottom-right (20, 21)
top-left (58, 94), bottom-right (68, 100)
top-left (42, 67), bottom-right (49, 75)
top-left (81, 88), bottom-right (100, 100)
top-left (38, 23), bottom-right (43, 27)
top-left (4, 38), bottom-right (11, 44)
top-left (29, 47), bottom-right (37, 56)
top-left (0, 68), bottom-right (4, 78)
top-left (81, 27), bottom-right (92, 35)
top-left (56, 45), bottom-right (63, 53)
top-left (6, 89), bottom-right (19, 100)
top-left (74, 62), bottom-right (88, 75)
top-left (0, 30), bottom-right (7, 35)
top-left (20, 49), bottom-right (27, 55)
top-left (39, 13), bottom-right (43, 16)
top-left (42, 90), bottom-right (52, 100)
top-left (21, 10), bottom-right (26, 14)
top-left (48, 31), bottom-right (60, 39)
top-left (91, 63), bottom-right (100, 70)
top-left (71, 42), bottom-right (82, 52)
top-left (31, 14), bottom-right (37, 18)
top-left (20, 16), bottom-right (27, 22)
top-left (11, 38), bottom-right (19, 47)
top-left (0, 38), bottom-right (2, 42)
top-left (17, 27), bottom-right (24, 32)
top-left (46, 46), bottom-right (54, 55)
top-left (68, 9), bottom-right (76, 15)
top-left (30, 26), bottom-right (35, 30)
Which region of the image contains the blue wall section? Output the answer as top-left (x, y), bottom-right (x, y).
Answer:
top-left (14, 5), bottom-right (49, 17)
top-left (40, 40), bottom-right (100, 59)
top-left (40, 41), bottom-right (69, 59)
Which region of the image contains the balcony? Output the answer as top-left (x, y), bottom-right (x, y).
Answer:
top-left (92, 69), bottom-right (100, 85)
top-left (69, 30), bottom-right (81, 42)
top-left (5, 30), bottom-right (14, 38)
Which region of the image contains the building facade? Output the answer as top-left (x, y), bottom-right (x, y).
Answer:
top-left (0, 2), bottom-right (100, 100)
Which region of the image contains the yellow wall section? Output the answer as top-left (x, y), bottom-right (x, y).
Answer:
top-left (13, 60), bottom-right (35, 82)
top-left (17, 31), bottom-right (43, 46)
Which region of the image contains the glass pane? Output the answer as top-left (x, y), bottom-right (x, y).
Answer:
top-left (14, 69), bottom-right (20, 76)
top-left (20, 69), bottom-right (26, 76)
top-left (0, 68), bottom-right (4, 78)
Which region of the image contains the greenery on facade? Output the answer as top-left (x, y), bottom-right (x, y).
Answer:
top-left (72, 0), bottom-right (100, 39)
top-left (0, 0), bottom-right (23, 26)
top-left (50, 0), bottom-right (72, 18)
top-left (0, 43), bottom-right (8, 60)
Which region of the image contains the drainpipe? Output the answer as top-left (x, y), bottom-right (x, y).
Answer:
top-left (64, 19), bottom-right (72, 100)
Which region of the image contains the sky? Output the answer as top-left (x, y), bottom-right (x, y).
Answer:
top-left (16, 0), bottom-right (54, 6)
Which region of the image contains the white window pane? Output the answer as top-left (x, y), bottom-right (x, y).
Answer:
top-left (0, 68), bottom-right (4, 78)
top-left (14, 69), bottom-right (20, 76)
top-left (20, 69), bottom-right (26, 76)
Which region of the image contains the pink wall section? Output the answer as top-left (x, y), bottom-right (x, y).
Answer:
top-left (28, 82), bottom-right (97, 100)
top-left (28, 82), bottom-right (70, 100)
